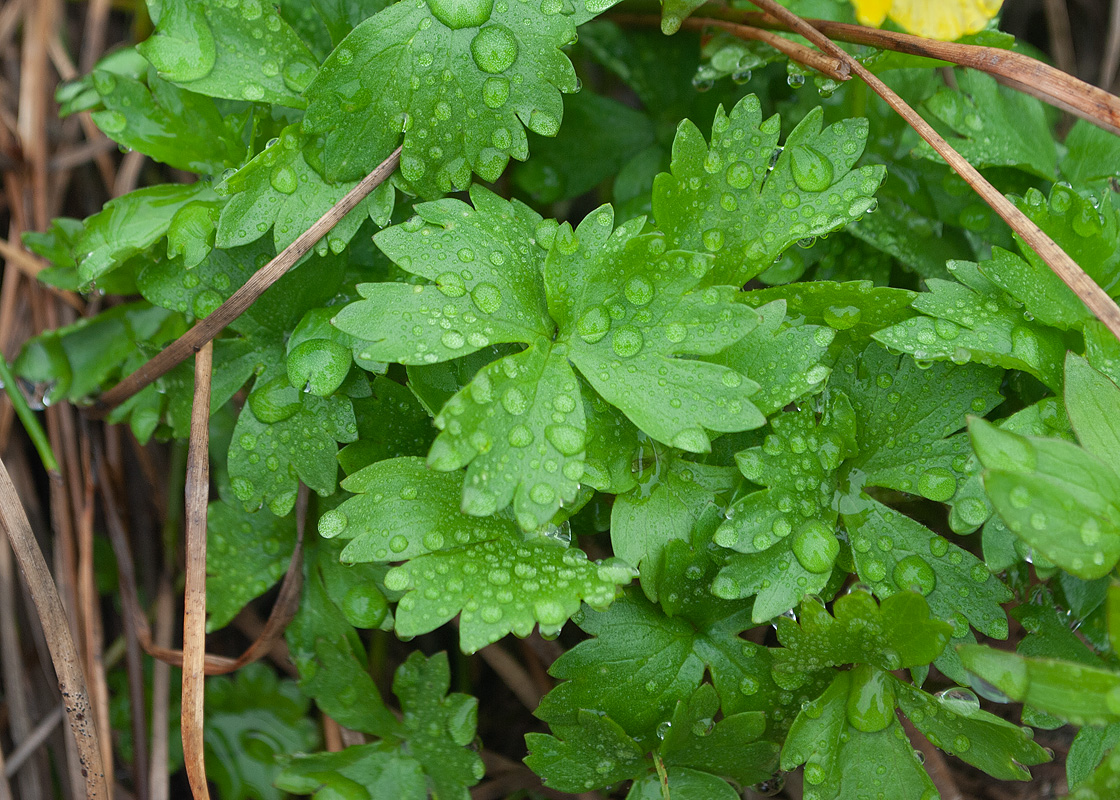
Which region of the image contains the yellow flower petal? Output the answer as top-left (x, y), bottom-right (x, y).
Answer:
top-left (853, 0), bottom-right (1004, 40)
top-left (852, 0), bottom-right (891, 27)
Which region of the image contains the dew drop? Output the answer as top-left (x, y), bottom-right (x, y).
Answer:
top-left (611, 325), bottom-right (643, 357)
top-left (427, 0), bottom-right (494, 29)
top-left (790, 145), bottom-right (834, 192)
top-left (791, 520), bottom-right (838, 573)
top-left (481, 76), bottom-right (510, 108)
top-left (471, 24), bottom-right (519, 74)
top-left (623, 276), bottom-right (654, 306)
top-left (576, 305), bottom-right (611, 344)
top-left (893, 554), bottom-right (936, 595)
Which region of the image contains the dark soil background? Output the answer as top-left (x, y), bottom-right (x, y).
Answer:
top-left (0, 1), bottom-right (1115, 799)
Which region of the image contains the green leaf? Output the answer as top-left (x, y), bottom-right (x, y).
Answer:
top-left (319, 456), bottom-right (513, 562)
top-left (894, 681), bottom-right (1049, 781)
top-left (525, 709), bottom-right (647, 793)
top-left (657, 684), bottom-right (777, 787)
top-left (217, 125), bottom-right (394, 253)
top-left (138, 0), bottom-right (318, 107)
top-left (711, 397), bottom-right (857, 622)
top-left (335, 186), bottom-right (552, 364)
top-left (426, 340), bottom-right (586, 528)
top-left (511, 91), bottom-right (656, 204)
top-left (77, 182), bottom-right (215, 283)
top-left (970, 418), bottom-right (1120, 579)
top-left (1013, 185), bottom-right (1120, 304)
top-left (843, 499), bottom-right (1011, 641)
top-left (704, 299), bottom-right (835, 416)
top-left (206, 501), bottom-right (297, 630)
top-left (302, 0), bottom-right (579, 194)
top-left (959, 645), bottom-right (1120, 726)
top-left (1065, 353), bottom-right (1120, 462)
top-left (738, 280), bottom-right (917, 349)
top-left (627, 768), bottom-right (739, 800)
top-left (549, 206), bottom-right (763, 452)
top-left (204, 663), bottom-right (320, 800)
top-left (782, 670), bottom-right (938, 800)
top-left (873, 261), bottom-right (1068, 390)
top-left (978, 247), bottom-right (1092, 331)
top-left (228, 388), bottom-right (357, 515)
top-left (338, 377), bottom-right (435, 474)
top-left (772, 591), bottom-right (952, 680)
top-left (391, 651), bottom-right (486, 798)
top-left (286, 536), bottom-right (398, 735)
top-left (136, 235), bottom-right (260, 321)
top-left (538, 586), bottom-right (822, 744)
top-left (324, 457), bottom-right (633, 650)
top-left (1068, 724), bottom-right (1120, 790)
top-left (1069, 743), bottom-right (1120, 800)
top-left (90, 69), bottom-right (250, 174)
top-left (277, 652), bottom-right (484, 799)
top-left (833, 344), bottom-right (1004, 504)
top-left (612, 449), bottom-right (736, 600)
top-left (652, 98), bottom-right (885, 285)
top-left (1063, 119), bottom-right (1120, 189)
top-left (918, 69), bottom-right (1057, 179)
top-left (277, 743), bottom-right (427, 800)
top-left (387, 536), bottom-right (634, 652)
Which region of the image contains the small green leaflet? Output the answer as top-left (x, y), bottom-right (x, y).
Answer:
top-left (738, 280), bottom-right (917, 351)
top-left (712, 396), bottom-right (857, 623)
top-left (286, 536), bottom-right (398, 735)
top-left (704, 299), bottom-right (835, 416)
top-left (611, 446), bottom-right (736, 601)
top-left (76, 182), bottom-right (215, 283)
top-left (959, 645), bottom-right (1120, 727)
top-left (782, 669), bottom-right (937, 800)
top-left (527, 683), bottom-right (777, 795)
top-left (303, 0), bottom-right (581, 195)
top-left (206, 501), bottom-right (296, 630)
top-left (319, 457), bottom-right (634, 651)
top-left (217, 125), bottom-right (395, 253)
top-left (336, 187), bottom-right (762, 527)
top-left (204, 664), bottom-right (320, 800)
top-left (1069, 744), bottom-right (1120, 800)
top-left (652, 98), bottom-right (885, 286)
top-left (1066, 353), bottom-right (1120, 461)
top-left (918, 69), bottom-right (1057, 180)
top-left (1063, 118), bottom-right (1120, 189)
top-left (276, 652), bottom-right (484, 799)
top-left (971, 420), bottom-right (1120, 581)
top-left (873, 260), bottom-right (1069, 390)
top-left (88, 68), bottom-right (250, 175)
top-left (771, 591), bottom-right (952, 683)
top-left (548, 206), bottom-right (762, 451)
top-left (138, 0), bottom-right (318, 108)
top-left (1013, 185), bottom-right (1120, 307)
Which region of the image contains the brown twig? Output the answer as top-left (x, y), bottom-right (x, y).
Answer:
top-left (0, 456), bottom-right (108, 800)
top-left (93, 146), bottom-right (403, 414)
top-left (736, 0), bottom-right (1120, 343)
top-left (181, 340), bottom-right (213, 800)
top-left (704, 9), bottom-right (1120, 137)
top-left (149, 577), bottom-right (174, 800)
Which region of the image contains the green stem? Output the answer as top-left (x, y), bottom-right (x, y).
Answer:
top-left (0, 356), bottom-right (59, 475)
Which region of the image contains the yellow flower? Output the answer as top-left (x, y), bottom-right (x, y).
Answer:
top-left (851, 0), bottom-right (1004, 41)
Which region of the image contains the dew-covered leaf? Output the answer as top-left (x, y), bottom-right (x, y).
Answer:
top-left (843, 498), bottom-right (1011, 641)
top-left (971, 417), bottom-right (1120, 580)
top-left (303, 0), bottom-right (580, 195)
top-left (772, 591), bottom-right (952, 680)
top-left (918, 69), bottom-right (1057, 180)
top-left (387, 536), bottom-right (634, 653)
top-left (959, 645), bottom-right (1120, 727)
top-left (652, 98), bottom-right (885, 285)
top-left (228, 387), bottom-right (357, 516)
top-left (89, 69), bottom-right (250, 174)
top-left (832, 343), bottom-right (1004, 503)
top-left (426, 340), bottom-right (586, 528)
top-left (334, 186), bottom-right (551, 363)
top-left (739, 280), bottom-right (916, 349)
top-left (206, 501), bottom-right (297, 630)
top-left (1065, 353), bottom-right (1120, 463)
top-left (276, 743), bottom-right (427, 800)
top-left (217, 125), bottom-right (394, 253)
top-left (703, 299), bottom-right (835, 415)
top-left (873, 261), bottom-right (1068, 390)
top-left (524, 709), bottom-right (647, 794)
top-left (550, 205), bottom-right (763, 452)
top-left (77, 182), bottom-right (215, 283)
top-left (781, 669), bottom-right (938, 800)
top-left (612, 449), bottom-right (735, 601)
top-left (138, 0), bottom-right (318, 108)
